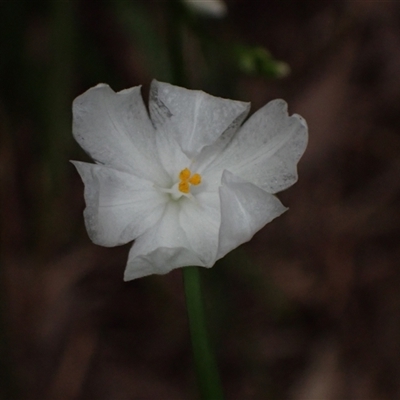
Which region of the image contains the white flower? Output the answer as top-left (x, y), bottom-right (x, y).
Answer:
top-left (72, 80), bottom-right (308, 281)
top-left (183, 0), bottom-right (227, 17)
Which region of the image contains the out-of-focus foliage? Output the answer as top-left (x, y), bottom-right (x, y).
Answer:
top-left (234, 44), bottom-right (290, 78)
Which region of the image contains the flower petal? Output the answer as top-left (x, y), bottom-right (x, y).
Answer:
top-left (124, 201), bottom-right (205, 280)
top-left (190, 101), bottom-right (250, 177)
top-left (73, 84), bottom-right (169, 185)
top-left (149, 80), bottom-right (250, 159)
top-left (154, 121), bottom-right (191, 182)
top-left (217, 170), bottom-right (287, 260)
top-left (72, 161), bottom-right (167, 247)
top-left (203, 99), bottom-right (308, 193)
top-left (125, 247), bottom-right (204, 281)
top-left (179, 191), bottom-right (221, 266)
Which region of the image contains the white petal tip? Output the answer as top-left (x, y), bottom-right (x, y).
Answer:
top-left (94, 83), bottom-right (110, 88)
top-left (293, 113), bottom-right (308, 128)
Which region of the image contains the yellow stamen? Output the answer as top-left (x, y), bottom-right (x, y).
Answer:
top-left (178, 181), bottom-right (190, 194)
top-left (178, 168), bottom-right (202, 194)
top-left (179, 168), bottom-right (191, 181)
top-left (189, 173), bottom-right (201, 186)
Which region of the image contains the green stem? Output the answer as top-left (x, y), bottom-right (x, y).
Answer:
top-left (183, 267), bottom-right (224, 400)
top-left (167, 0), bottom-right (187, 86)
top-left (167, 4), bottom-right (223, 397)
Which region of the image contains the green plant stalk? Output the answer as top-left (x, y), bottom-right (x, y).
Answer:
top-left (167, 0), bottom-right (188, 87)
top-left (183, 267), bottom-right (224, 400)
top-left (167, 2), bottom-right (223, 397)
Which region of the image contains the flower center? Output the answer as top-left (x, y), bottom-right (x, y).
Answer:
top-left (178, 168), bottom-right (202, 194)
top-left (158, 167), bottom-right (202, 200)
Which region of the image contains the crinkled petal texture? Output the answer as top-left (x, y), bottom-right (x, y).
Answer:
top-left (124, 191), bottom-right (221, 280)
top-left (72, 161), bottom-right (168, 247)
top-left (73, 83), bottom-right (170, 186)
top-left (196, 99), bottom-right (308, 193)
top-left (217, 171), bottom-right (287, 260)
top-left (149, 80), bottom-right (250, 159)
top-left (72, 81), bottom-right (308, 281)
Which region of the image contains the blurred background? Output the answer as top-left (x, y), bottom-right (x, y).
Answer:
top-left (2, 0), bottom-right (400, 399)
